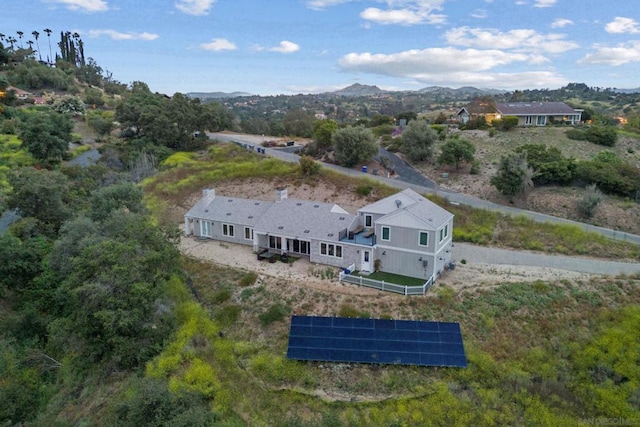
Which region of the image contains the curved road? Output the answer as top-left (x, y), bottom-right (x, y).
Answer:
top-left (209, 132), bottom-right (640, 275)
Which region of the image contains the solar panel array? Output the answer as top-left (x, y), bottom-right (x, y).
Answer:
top-left (286, 316), bottom-right (467, 368)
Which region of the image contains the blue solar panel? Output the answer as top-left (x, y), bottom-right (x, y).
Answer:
top-left (287, 316), bottom-right (467, 368)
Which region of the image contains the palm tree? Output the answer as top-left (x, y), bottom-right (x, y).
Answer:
top-left (32, 30), bottom-right (41, 61)
top-left (16, 31), bottom-right (24, 49)
top-left (0, 33), bottom-right (5, 42)
top-left (43, 28), bottom-right (52, 63)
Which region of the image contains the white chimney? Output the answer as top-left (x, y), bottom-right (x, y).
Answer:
top-left (203, 189), bottom-right (215, 200)
top-left (276, 187), bottom-right (288, 202)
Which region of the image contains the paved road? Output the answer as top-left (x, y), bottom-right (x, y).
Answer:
top-left (209, 132), bottom-right (640, 248)
top-left (454, 243), bottom-right (640, 275)
top-left (378, 146), bottom-right (436, 189)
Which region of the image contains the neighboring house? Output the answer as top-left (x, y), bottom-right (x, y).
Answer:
top-left (457, 101), bottom-right (582, 126)
top-left (185, 187), bottom-right (454, 283)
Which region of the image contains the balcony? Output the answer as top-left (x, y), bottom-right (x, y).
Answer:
top-left (339, 228), bottom-right (376, 246)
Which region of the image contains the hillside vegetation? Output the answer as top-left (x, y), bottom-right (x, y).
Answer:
top-left (1, 41), bottom-right (639, 424)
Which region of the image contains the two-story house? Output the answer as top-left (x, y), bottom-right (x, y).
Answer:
top-left (184, 187), bottom-right (454, 283)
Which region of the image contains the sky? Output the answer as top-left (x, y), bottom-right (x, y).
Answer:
top-left (3, 0), bottom-right (640, 95)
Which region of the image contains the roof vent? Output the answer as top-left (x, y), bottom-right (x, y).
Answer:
top-left (254, 202), bottom-right (260, 205)
top-left (314, 204), bottom-right (320, 208)
top-left (395, 199), bottom-right (402, 208)
top-left (327, 233), bottom-right (334, 237)
top-left (204, 209), bottom-right (209, 212)
top-left (296, 202), bottom-right (302, 206)
top-left (428, 218), bottom-right (433, 221)
top-left (248, 215), bottom-right (253, 219)
top-left (226, 213), bottom-right (232, 216)
top-left (278, 226), bottom-right (284, 230)
top-left (228, 199), bottom-right (233, 202)
top-left (303, 230), bottom-right (310, 234)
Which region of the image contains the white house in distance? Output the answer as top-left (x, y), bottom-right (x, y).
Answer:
top-left (457, 101), bottom-right (583, 126)
top-left (184, 187), bottom-right (454, 284)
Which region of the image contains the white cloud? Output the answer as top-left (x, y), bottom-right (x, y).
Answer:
top-left (339, 48), bottom-right (566, 89)
top-left (269, 40), bottom-right (300, 53)
top-left (579, 41), bottom-right (640, 66)
top-left (605, 17), bottom-right (640, 34)
top-left (306, 0), bottom-right (352, 10)
top-left (445, 26), bottom-right (578, 54)
top-left (338, 47), bottom-right (530, 76)
top-left (175, 0), bottom-right (216, 16)
top-left (551, 18), bottom-right (573, 29)
top-left (200, 38), bottom-right (237, 51)
top-left (471, 9), bottom-right (488, 19)
top-left (87, 29), bottom-right (158, 40)
top-left (360, 1), bottom-right (447, 26)
top-left (48, 0), bottom-right (108, 12)
top-left (534, 0), bottom-right (556, 7)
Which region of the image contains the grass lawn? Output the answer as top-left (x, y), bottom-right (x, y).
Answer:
top-left (354, 270), bottom-right (427, 286)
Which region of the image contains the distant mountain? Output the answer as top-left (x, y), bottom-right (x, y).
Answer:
top-left (616, 88), bottom-right (640, 94)
top-left (417, 86), bottom-right (505, 96)
top-left (187, 91), bottom-right (252, 99)
top-left (332, 83), bottom-right (385, 97)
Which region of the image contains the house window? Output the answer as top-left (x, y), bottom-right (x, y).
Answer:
top-left (537, 115), bottom-right (546, 126)
top-left (525, 116), bottom-right (533, 125)
top-left (381, 226), bottom-right (390, 241)
top-left (244, 227), bottom-right (253, 240)
top-left (292, 239), bottom-right (310, 255)
top-left (200, 220), bottom-right (211, 237)
top-left (222, 223), bottom-right (235, 237)
top-left (419, 231), bottom-right (429, 247)
top-left (439, 224), bottom-right (448, 242)
top-left (269, 236), bottom-right (282, 250)
top-left (365, 215), bottom-right (372, 227)
top-left (320, 242), bottom-right (343, 258)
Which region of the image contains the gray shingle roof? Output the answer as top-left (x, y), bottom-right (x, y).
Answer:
top-left (255, 199), bottom-right (356, 242)
top-left (185, 195), bottom-right (273, 227)
top-left (186, 191), bottom-right (356, 241)
top-left (361, 188), bottom-right (453, 229)
top-left (496, 102), bottom-right (578, 116)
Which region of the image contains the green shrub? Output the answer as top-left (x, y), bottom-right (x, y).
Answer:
top-left (238, 272), bottom-right (258, 287)
top-left (355, 185), bottom-right (372, 196)
top-left (213, 305), bottom-right (241, 327)
top-left (585, 124), bottom-right (618, 146)
top-left (338, 303), bottom-right (360, 318)
top-left (212, 289), bottom-right (232, 304)
top-left (565, 128), bottom-right (586, 140)
top-left (259, 303), bottom-right (289, 326)
top-left (577, 184), bottom-right (602, 218)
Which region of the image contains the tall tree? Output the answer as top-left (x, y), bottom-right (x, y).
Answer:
top-left (43, 28), bottom-right (52, 63)
top-left (283, 109), bottom-right (314, 137)
top-left (332, 126), bottom-right (378, 167)
top-left (31, 30), bottom-right (41, 61)
top-left (491, 152), bottom-right (534, 202)
top-left (313, 119), bottom-right (338, 149)
top-left (438, 138), bottom-right (476, 170)
top-left (6, 168), bottom-right (74, 233)
top-left (16, 31), bottom-right (24, 49)
top-left (401, 119), bottom-right (437, 162)
top-left (19, 111), bottom-right (73, 164)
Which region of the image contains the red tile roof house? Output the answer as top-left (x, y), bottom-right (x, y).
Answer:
top-left (184, 187), bottom-right (454, 284)
top-left (457, 101), bottom-right (583, 126)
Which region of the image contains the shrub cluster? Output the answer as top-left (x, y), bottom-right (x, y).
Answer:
top-left (565, 125), bottom-right (618, 146)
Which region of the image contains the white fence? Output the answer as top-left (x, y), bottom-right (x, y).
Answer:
top-left (338, 272), bottom-right (434, 296)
